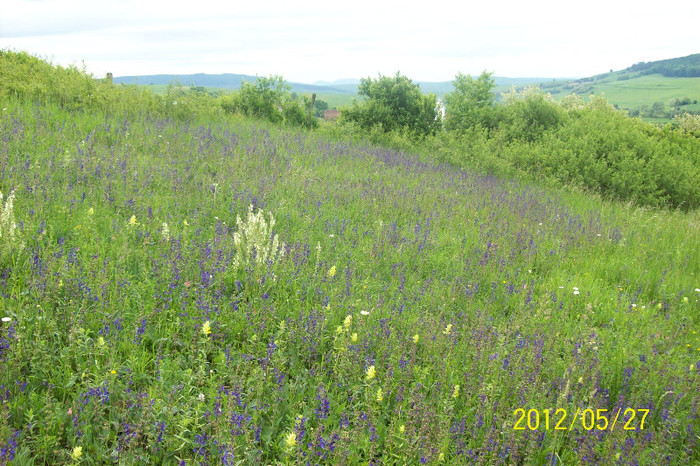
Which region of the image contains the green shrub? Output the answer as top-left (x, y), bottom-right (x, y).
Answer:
top-left (497, 87), bottom-right (565, 142)
top-left (341, 73), bottom-right (441, 136)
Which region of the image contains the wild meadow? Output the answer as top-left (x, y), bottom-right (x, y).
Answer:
top-left (0, 52), bottom-right (699, 464)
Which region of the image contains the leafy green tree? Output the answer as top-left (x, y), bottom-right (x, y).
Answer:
top-left (220, 75), bottom-right (317, 128)
top-left (313, 99), bottom-right (329, 118)
top-left (282, 94), bottom-right (318, 129)
top-left (342, 73), bottom-right (440, 136)
top-left (498, 87), bottom-right (565, 142)
top-left (444, 71), bottom-right (497, 131)
top-left (227, 75), bottom-right (289, 123)
top-left (651, 101), bottom-right (666, 117)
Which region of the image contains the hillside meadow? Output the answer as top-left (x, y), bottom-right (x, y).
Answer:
top-left (0, 52), bottom-right (699, 464)
top-left (538, 72), bottom-right (700, 121)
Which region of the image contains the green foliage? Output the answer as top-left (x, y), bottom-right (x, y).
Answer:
top-left (226, 75), bottom-right (288, 123)
top-left (444, 71), bottom-right (497, 131)
top-left (313, 99), bottom-right (329, 118)
top-left (1, 50), bottom-right (146, 114)
top-left (221, 75), bottom-right (318, 128)
top-left (627, 53), bottom-right (700, 77)
top-left (497, 87), bottom-right (566, 142)
top-left (1, 99), bottom-right (699, 464)
top-left (1, 52), bottom-right (700, 464)
top-left (283, 95), bottom-right (318, 129)
top-left (341, 73), bottom-right (441, 136)
top-left (0, 50), bottom-right (228, 120)
top-left (673, 113), bottom-right (700, 137)
top-left (434, 93), bottom-right (700, 209)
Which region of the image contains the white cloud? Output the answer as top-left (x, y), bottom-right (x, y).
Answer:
top-left (1, 0), bottom-right (698, 82)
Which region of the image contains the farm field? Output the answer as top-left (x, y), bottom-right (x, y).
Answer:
top-left (0, 96), bottom-right (699, 464)
top-left (539, 73), bottom-right (700, 119)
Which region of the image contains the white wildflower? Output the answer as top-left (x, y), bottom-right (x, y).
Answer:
top-left (232, 204), bottom-right (285, 271)
top-left (0, 190), bottom-right (24, 253)
top-left (161, 222), bottom-right (170, 241)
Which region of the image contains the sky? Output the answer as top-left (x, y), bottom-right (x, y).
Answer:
top-left (1, 0), bottom-right (699, 83)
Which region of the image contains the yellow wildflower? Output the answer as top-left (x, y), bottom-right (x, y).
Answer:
top-left (343, 315), bottom-right (352, 329)
top-left (71, 446), bottom-right (83, 460)
top-left (202, 320), bottom-right (211, 336)
top-left (88, 207), bottom-right (94, 215)
top-left (284, 431), bottom-right (296, 449)
top-left (412, 334), bottom-right (419, 343)
top-left (399, 424), bottom-right (405, 434)
top-left (452, 384), bottom-right (460, 399)
top-left (327, 265), bottom-right (336, 278)
top-left (376, 387), bottom-right (383, 402)
top-left (128, 215), bottom-right (138, 226)
top-left (335, 325), bottom-right (343, 335)
top-left (366, 365), bottom-right (376, 381)
top-left (351, 333), bottom-right (358, 343)
top-left (443, 324), bottom-right (452, 335)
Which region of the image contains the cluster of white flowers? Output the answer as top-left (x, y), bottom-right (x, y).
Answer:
top-left (232, 204), bottom-right (285, 270)
top-left (161, 222), bottom-right (170, 241)
top-left (0, 190), bottom-right (24, 253)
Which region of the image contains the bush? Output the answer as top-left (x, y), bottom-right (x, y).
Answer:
top-left (341, 73), bottom-right (441, 136)
top-left (226, 75), bottom-right (288, 123)
top-left (497, 87), bottom-right (565, 142)
top-left (444, 71), bottom-right (497, 132)
top-left (221, 75), bottom-right (317, 128)
top-left (0, 50), bottom-right (163, 116)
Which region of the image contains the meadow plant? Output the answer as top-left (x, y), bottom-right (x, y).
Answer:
top-left (232, 204), bottom-right (285, 273)
top-left (0, 63), bottom-right (699, 464)
top-left (0, 190), bottom-right (24, 267)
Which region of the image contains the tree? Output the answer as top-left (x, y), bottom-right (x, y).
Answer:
top-left (341, 72), bottom-right (440, 136)
top-left (229, 75), bottom-right (289, 123)
top-left (498, 87), bottom-right (564, 142)
top-left (651, 101), bottom-right (666, 117)
top-left (444, 71), bottom-right (497, 131)
top-left (313, 99), bottom-right (329, 118)
top-left (221, 75), bottom-right (317, 128)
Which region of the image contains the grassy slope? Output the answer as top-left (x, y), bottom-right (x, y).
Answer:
top-left (0, 51), bottom-right (699, 463)
top-left (0, 96), bottom-right (698, 464)
top-left (543, 72), bottom-right (700, 110)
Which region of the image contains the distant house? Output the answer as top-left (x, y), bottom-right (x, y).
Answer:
top-left (324, 109), bottom-right (340, 121)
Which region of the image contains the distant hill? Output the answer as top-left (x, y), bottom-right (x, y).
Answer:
top-left (114, 73), bottom-right (254, 88)
top-left (113, 73), bottom-right (358, 96)
top-left (626, 53), bottom-right (700, 77)
top-left (523, 54), bottom-right (700, 119)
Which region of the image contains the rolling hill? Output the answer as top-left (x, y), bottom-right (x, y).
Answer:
top-left (529, 54), bottom-right (700, 118)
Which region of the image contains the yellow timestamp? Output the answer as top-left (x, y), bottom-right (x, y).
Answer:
top-left (513, 408), bottom-right (649, 432)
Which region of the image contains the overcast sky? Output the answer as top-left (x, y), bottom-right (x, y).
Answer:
top-left (1, 0), bottom-right (698, 83)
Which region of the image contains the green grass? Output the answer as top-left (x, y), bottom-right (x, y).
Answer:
top-left (540, 73), bottom-right (700, 119)
top-left (1, 50), bottom-right (699, 464)
top-left (0, 94), bottom-right (698, 464)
